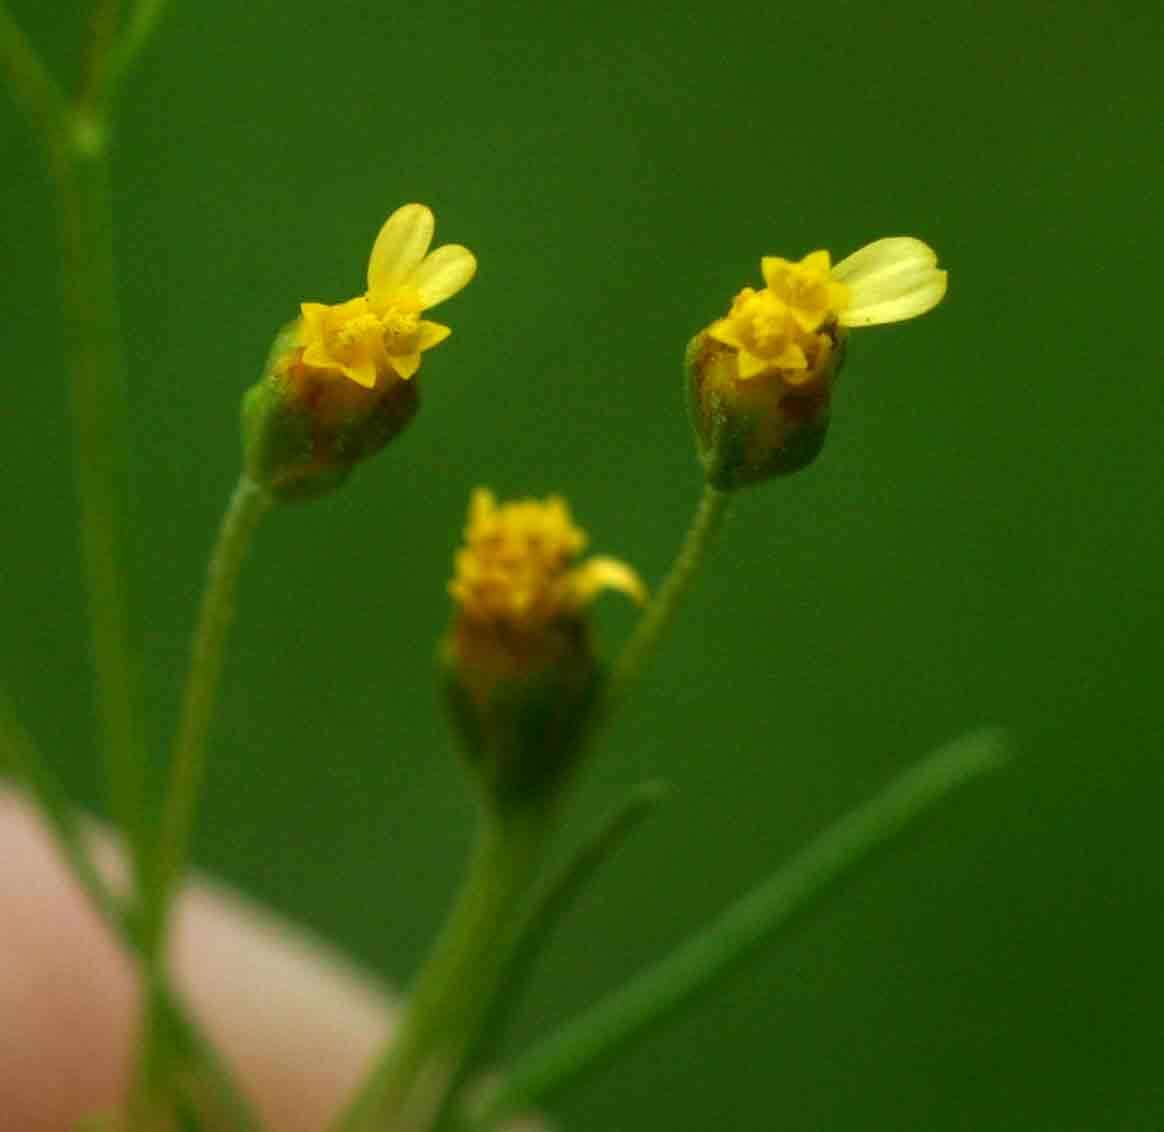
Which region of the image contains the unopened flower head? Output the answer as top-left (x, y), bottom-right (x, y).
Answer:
top-left (689, 236), bottom-right (947, 489)
top-left (299, 203), bottom-right (477, 388)
top-left (443, 490), bottom-right (645, 808)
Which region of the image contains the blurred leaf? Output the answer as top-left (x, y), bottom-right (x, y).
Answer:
top-left (471, 727), bottom-right (1012, 1126)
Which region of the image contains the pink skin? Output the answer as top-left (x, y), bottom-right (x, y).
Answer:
top-left (0, 789), bottom-right (394, 1130)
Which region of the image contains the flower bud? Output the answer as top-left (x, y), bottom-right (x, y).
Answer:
top-left (441, 490), bottom-right (644, 811)
top-left (686, 324), bottom-right (842, 490)
top-left (241, 321), bottom-right (419, 502)
top-left (688, 238), bottom-right (947, 490)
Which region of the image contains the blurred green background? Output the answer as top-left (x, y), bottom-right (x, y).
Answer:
top-left (3, 0), bottom-right (1163, 1128)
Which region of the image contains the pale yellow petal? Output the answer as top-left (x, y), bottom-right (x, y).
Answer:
top-left (366, 204), bottom-right (435, 294)
top-left (567, 556), bottom-right (647, 608)
top-left (416, 320), bottom-right (452, 351)
top-left (831, 237), bottom-right (938, 284)
top-left (840, 271), bottom-right (948, 326)
top-left (838, 261), bottom-right (940, 316)
top-left (411, 245), bottom-right (478, 308)
top-left (845, 257), bottom-right (938, 303)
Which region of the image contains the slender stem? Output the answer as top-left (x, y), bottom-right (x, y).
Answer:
top-left (470, 728), bottom-right (1012, 1127)
top-left (131, 476), bottom-right (270, 1125)
top-left (605, 483), bottom-right (731, 713)
top-left (434, 780), bottom-right (671, 1131)
top-left (106, 0), bottom-right (170, 103)
top-left (49, 114), bottom-right (155, 889)
top-left (0, 0), bottom-right (69, 160)
top-left (336, 805), bottom-right (552, 1132)
top-left (0, 693), bottom-right (126, 931)
top-left (3, 0), bottom-right (144, 874)
top-left (0, 696), bottom-right (262, 1130)
top-left (4, 0), bottom-right (172, 924)
top-left (2, 0), bottom-right (155, 917)
top-left (481, 781), bottom-right (670, 1052)
top-left (148, 475), bottom-right (272, 945)
top-left (79, 0), bottom-right (124, 115)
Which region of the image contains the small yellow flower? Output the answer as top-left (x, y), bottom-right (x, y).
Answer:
top-left (450, 489), bottom-right (645, 634)
top-left (298, 203), bottom-right (477, 388)
top-left (709, 237), bottom-right (947, 385)
top-left (443, 489), bottom-right (645, 804)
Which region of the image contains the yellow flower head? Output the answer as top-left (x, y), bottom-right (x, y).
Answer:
top-left (298, 203), bottom-right (477, 389)
top-left (449, 489), bottom-right (645, 634)
top-left (709, 238), bottom-right (947, 385)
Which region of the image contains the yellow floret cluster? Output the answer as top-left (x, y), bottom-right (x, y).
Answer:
top-left (298, 203), bottom-right (477, 388)
top-left (449, 489), bottom-right (644, 632)
top-left (709, 239), bottom-right (947, 385)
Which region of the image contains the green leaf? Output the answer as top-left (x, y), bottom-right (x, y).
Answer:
top-left (437, 780), bottom-right (671, 1131)
top-left (469, 726), bottom-right (1013, 1128)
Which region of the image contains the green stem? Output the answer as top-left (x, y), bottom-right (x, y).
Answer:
top-left (336, 805), bottom-right (553, 1132)
top-left (0, 0), bottom-right (69, 160)
top-left (0, 693), bottom-right (126, 931)
top-left (3, 0), bottom-right (153, 917)
top-left (133, 475), bottom-right (271, 1122)
top-left (2, 0), bottom-right (145, 898)
top-left (0, 696), bottom-right (261, 1130)
top-left (50, 110), bottom-right (152, 889)
top-left (470, 728), bottom-right (1012, 1127)
top-left (4, 0), bottom-right (172, 941)
top-left (147, 475), bottom-right (271, 939)
top-left (606, 483), bottom-right (731, 713)
top-left (106, 0), bottom-right (170, 102)
top-left (435, 780), bottom-right (671, 1131)
top-left (79, 0), bottom-right (123, 115)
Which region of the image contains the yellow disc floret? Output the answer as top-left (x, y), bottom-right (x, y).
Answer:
top-left (450, 489), bottom-right (645, 633)
top-left (761, 250), bottom-right (850, 333)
